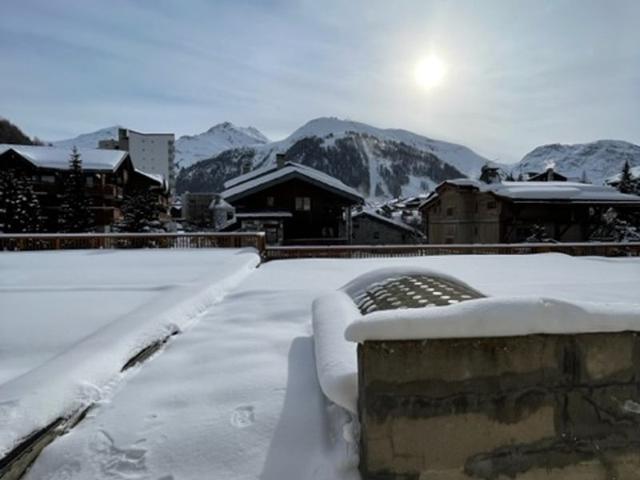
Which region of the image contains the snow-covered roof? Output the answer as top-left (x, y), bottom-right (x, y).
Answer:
top-left (428, 179), bottom-right (640, 204)
top-left (224, 162), bottom-right (277, 189)
top-left (222, 162), bottom-right (363, 203)
top-left (606, 165), bottom-right (640, 184)
top-left (0, 144), bottom-right (129, 171)
top-left (353, 209), bottom-right (418, 233)
top-left (134, 169), bottom-right (166, 187)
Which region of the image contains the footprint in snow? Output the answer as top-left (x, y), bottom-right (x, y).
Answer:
top-left (230, 405), bottom-right (255, 428)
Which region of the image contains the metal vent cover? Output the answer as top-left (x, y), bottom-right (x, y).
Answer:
top-left (350, 274), bottom-right (484, 315)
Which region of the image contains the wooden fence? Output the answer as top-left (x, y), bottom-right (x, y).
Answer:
top-left (0, 232), bottom-right (266, 252)
top-left (264, 242), bottom-right (640, 260)
top-left (1, 234), bottom-right (639, 259)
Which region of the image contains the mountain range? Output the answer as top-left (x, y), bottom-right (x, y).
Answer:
top-left (175, 117), bottom-right (490, 199)
top-left (48, 118), bottom-right (640, 199)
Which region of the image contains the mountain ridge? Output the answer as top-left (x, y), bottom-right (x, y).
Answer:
top-left (514, 139), bottom-right (640, 184)
top-left (176, 117), bottom-right (489, 199)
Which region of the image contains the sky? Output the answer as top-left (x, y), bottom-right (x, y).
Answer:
top-left (1, 0), bottom-right (639, 163)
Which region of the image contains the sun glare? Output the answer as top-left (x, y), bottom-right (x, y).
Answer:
top-left (414, 55), bottom-right (447, 90)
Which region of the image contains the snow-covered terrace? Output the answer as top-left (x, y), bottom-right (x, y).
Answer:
top-left (0, 250), bottom-right (638, 479)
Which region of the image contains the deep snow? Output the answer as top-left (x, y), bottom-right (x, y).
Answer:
top-left (0, 249), bottom-right (260, 457)
top-left (20, 253), bottom-right (640, 480)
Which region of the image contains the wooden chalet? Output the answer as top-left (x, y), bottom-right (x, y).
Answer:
top-left (526, 167), bottom-right (568, 182)
top-left (352, 209), bottom-right (423, 245)
top-left (221, 156), bottom-right (363, 245)
top-left (419, 179), bottom-right (640, 244)
top-left (0, 144), bottom-right (168, 231)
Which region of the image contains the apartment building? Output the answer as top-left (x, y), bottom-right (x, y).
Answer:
top-left (99, 128), bottom-right (175, 193)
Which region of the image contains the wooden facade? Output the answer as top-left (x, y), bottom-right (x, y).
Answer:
top-left (222, 163), bottom-right (363, 245)
top-left (230, 178), bottom-right (359, 244)
top-left (352, 210), bottom-right (422, 245)
top-left (0, 146), bottom-right (168, 232)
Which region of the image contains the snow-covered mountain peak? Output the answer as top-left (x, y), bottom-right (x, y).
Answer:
top-left (175, 123), bottom-right (270, 168)
top-left (516, 139), bottom-right (640, 184)
top-left (203, 122), bottom-right (269, 143)
top-left (52, 125), bottom-right (122, 149)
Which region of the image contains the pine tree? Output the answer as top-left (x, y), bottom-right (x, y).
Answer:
top-left (580, 170), bottom-right (590, 184)
top-left (618, 161), bottom-right (634, 194)
top-left (116, 190), bottom-right (164, 232)
top-left (0, 169), bottom-right (41, 232)
top-left (59, 146), bottom-right (92, 232)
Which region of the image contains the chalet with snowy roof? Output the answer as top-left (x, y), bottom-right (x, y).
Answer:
top-left (221, 154), bottom-right (363, 244)
top-left (420, 178), bottom-right (640, 243)
top-left (0, 144), bottom-right (168, 231)
top-left (526, 166), bottom-right (568, 182)
top-left (352, 209), bottom-right (423, 244)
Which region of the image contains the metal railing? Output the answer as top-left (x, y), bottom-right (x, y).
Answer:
top-left (0, 232), bottom-right (266, 252)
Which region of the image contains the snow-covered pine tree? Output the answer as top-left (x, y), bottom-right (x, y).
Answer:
top-left (0, 169), bottom-right (42, 232)
top-left (59, 146), bottom-right (92, 232)
top-left (116, 190), bottom-right (164, 233)
top-left (618, 161), bottom-right (634, 194)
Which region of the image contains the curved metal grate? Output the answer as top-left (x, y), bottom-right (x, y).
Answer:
top-left (350, 274), bottom-right (484, 315)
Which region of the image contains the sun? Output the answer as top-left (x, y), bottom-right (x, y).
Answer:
top-left (414, 55), bottom-right (447, 90)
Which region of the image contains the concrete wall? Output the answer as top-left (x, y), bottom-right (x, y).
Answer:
top-left (358, 333), bottom-right (640, 479)
top-left (125, 130), bottom-right (175, 192)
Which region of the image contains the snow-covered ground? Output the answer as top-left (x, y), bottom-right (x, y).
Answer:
top-left (0, 249), bottom-right (260, 457)
top-left (20, 253), bottom-right (640, 480)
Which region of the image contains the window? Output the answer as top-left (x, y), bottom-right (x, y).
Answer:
top-left (40, 175), bottom-right (55, 184)
top-left (295, 196), bottom-right (311, 211)
top-left (446, 207), bottom-right (455, 217)
top-left (373, 231), bottom-right (380, 240)
top-left (226, 212), bottom-right (234, 221)
top-left (86, 177), bottom-right (94, 187)
top-left (487, 201), bottom-right (497, 209)
top-left (266, 196), bottom-right (274, 207)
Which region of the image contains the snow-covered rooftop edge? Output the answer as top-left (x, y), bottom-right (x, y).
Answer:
top-left (312, 266), bottom-right (640, 413)
top-left (345, 295), bottom-right (640, 342)
top-left (340, 266), bottom-right (640, 341)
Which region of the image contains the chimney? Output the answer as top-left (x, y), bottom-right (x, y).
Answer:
top-left (276, 153), bottom-right (286, 169)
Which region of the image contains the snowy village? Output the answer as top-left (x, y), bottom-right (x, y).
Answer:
top-left (1, 1), bottom-right (640, 480)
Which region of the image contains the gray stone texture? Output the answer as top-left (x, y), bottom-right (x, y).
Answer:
top-left (358, 333), bottom-right (640, 479)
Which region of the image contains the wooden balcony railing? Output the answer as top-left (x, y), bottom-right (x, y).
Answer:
top-left (1, 234), bottom-right (638, 260)
top-left (264, 242), bottom-right (640, 260)
top-left (0, 232), bottom-right (266, 252)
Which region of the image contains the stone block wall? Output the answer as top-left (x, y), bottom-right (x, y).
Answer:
top-left (357, 332), bottom-right (640, 479)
